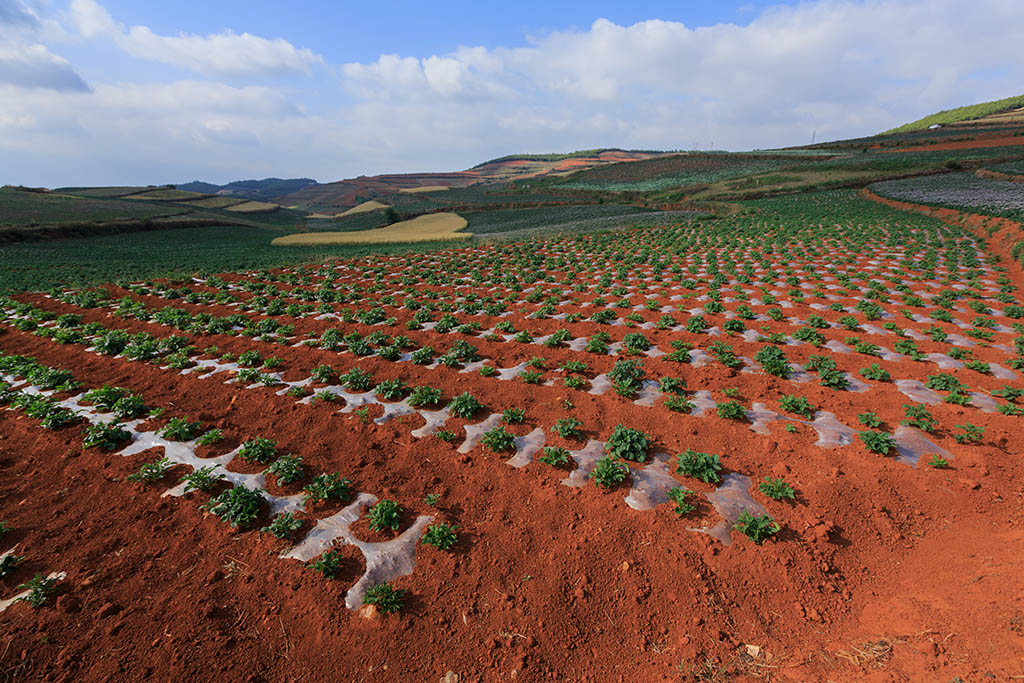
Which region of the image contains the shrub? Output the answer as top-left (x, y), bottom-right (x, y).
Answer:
top-left (202, 486), bottom-right (264, 528)
top-left (734, 511), bottom-right (779, 544)
top-left (604, 425), bottom-right (651, 462)
top-left (181, 465), bottom-right (224, 493)
top-left (676, 449), bottom-right (722, 483)
top-left (447, 392), bottom-right (481, 418)
top-left (481, 426), bottom-right (516, 453)
top-left (127, 457), bottom-right (173, 482)
top-left (239, 437), bottom-right (278, 464)
top-left (364, 583), bottom-right (404, 613)
top-left (758, 477), bottom-right (795, 500)
top-left (860, 430), bottom-right (896, 455)
top-left (422, 522), bottom-right (458, 550)
top-left (368, 500), bottom-right (402, 532)
top-left (667, 486), bottom-right (695, 516)
top-left (539, 446), bottom-right (571, 466)
top-left (303, 473), bottom-right (352, 505)
top-left (590, 456), bottom-right (628, 489)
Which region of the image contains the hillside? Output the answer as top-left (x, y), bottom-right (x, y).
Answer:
top-left (883, 93), bottom-right (1024, 134)
top-left (178, 178), bottom-right (318, 202)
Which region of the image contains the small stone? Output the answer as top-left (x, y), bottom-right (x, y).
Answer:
top-left (441, 672), bottom-right (460, 683)
top-left (358, 604), bottom-right (381, 622)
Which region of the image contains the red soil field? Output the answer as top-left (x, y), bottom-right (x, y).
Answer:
top-left (2, 195), bottom-right (1024, 680)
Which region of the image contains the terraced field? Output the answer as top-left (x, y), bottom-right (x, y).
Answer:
top-left (2, 190), bottom-right (1023, 680)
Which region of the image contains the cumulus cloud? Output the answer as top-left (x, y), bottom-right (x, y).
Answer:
top-left (68, 0), bottom-right (322, 78)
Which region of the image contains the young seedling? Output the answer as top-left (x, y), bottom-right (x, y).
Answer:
top-left (195, 428), bottom-right (224, 446)
top-left (181, 465), bottom-right (225, 493)
top-left (953, 423), bottom-right (985, 444)
top-left (263, 511), bottom-right (303, 539)
top-left (447, 392), bottom-right (482, 418)
top-left (16, 574), bottom-right (57, 608)
top-left (481, 426), bottom-right (516, 453)
top-left (604, 425), bottom-right (651, 463)
top-left (364, 583), bottom-right (404, 613)
top-left (309, 549), bottom-right (343, 578)
top-left (502, 408), bottom-right (526, 424)
top-left (928, 454), bottom-right (950, 469)
top-left (368, 500), bottom-right (402, 532)
top-left (202, 486), bottom-right (264, 529)
top-left (82, 422), bottom-right (131, 450)
top-left (552, 417), bottom-right (583, 440)
top-left (778, 395), bottom-right (814, 419)
top-left (590, 456), bottom-right (628, 489)
top-left (407, 386), bottom-right (442, 407)
top-left (734, 511), bottom-right (780, 545)
top-left (667, 486), bottom-right (695, 516)
top-left (858, 412), bottom-right (882, 428)
top-left (0, 553), bottom-right (23, 578)
top-left (303, 473), bottom-right (352, 505)
top-left (422, 522), bottom-right (458, 550)
top-left (759, 477), bottom-right (795, 500)
top-left (716, 400), bottom-right (746, 421)
top-left (676, 449), bottom-right (722, 484)
top-left (267, 455), bottom-right (305, 486)
top-left (539, 446), bottom-right (571, 467)
top-left (434, 430), bottom-right (458, 443)
top-left (238, 437), bottom-right (277, 464)
top-left (127, 457), bottom-right (173, 483)
top-left (860, 430), bottom-right (896, 455)
top-left (901, 404), bottom-right (938, 433)
top-left (160, 416), bottom-right (202, 442)
top-left (423, 493), bottom-right (441, 506)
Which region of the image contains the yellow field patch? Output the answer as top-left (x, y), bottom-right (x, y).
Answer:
top-left (398, 186), bottom-right (451, 194)
top-left (338, 200), bottom-right (390, 217)
top-left (224, 201), bottom-right (279, 213)
top-left (272, 213), bottom-right (469, 246)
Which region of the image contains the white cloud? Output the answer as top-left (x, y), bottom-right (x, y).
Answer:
top-left (68, 0), bottom-right (322, 78)
top-left (0, 42), bottom-right (90, 91)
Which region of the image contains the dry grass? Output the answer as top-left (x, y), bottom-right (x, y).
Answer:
top-left (399, 185), bottom-right (451, 194)
top-left (338, 200), bottom-right (390, 217)
top-left (272, 213), bottom-right (468, 246)
top-left (224, 201), bottom-right (279, 214)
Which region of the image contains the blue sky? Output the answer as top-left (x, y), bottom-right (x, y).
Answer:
top-left (1, 0), bottom-right (1023, 186)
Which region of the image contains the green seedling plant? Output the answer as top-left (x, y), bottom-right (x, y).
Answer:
top-left (160, 416), bottom-right (202, 441)
top-left (181, 465), bottom-right (224, 493)
top-left (667, 486), bottom-right (695, 516)
top-left (858, 412), bottom-right (882, 428)
top-left (928, 454), bottom-right (950, 469)
top-left (303, 473), bottom-right (352, 505)
top-left (407, 385), bottom-right (442, 407)
top-left (604, 425), bottom-right (650, 463)
top-left (552, 417), bottom-right (583, 440)
top-left (502, 408), bottom-right (526, 424)
top-left (953, 423), bottom-right (985, 443)
top-left (716, 400), bottom-right (746, 421)
top-left (447, 392), bottom-right (482, 418)
top-left (202, 486), bottom-right (264, 528)
top-left (309, 549), bottom-right (343, 578)
top-left (481, 426), bottom-right (516, 453)
top-left (127, 457), bottom-right (173, 483)
top-left (422, 522), bottom-right (458, 550)
top-left (82, 422), bottom-right (131, 450)
top-left (238, 437), bottom-right (277, 464)
top-left (263, 512), bottom-right (303, 539)
top-left (16, 574), bottom-right (57, 609)
top-left (539, 446), bottom-right (571, 467)
top-left (267, 455), bottom-right (305, 486)
top-left (591, 456), bottom-right (628, 489)
top-left (364, 583), bottom-right (404, 613)
top-left (434, 430), bottom-right (457, 443)
top-left (778, 395), bottom-right (814, 419)
top-left (676, 449), bottom-right (722, 483)
top-left (860, 430), bottom-right (896, 455)
top-left (0, 553), bottom-right (23, 578)
top-left (734, 511), bottom-right (780, 545)
top-left (368, 500), bottom-right (402, 532)
top-left (901, 404), bottom-right (938, 433)
top-left (759, 477), bottom-right (796, 500)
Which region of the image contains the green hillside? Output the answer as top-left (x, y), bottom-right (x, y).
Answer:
top-left (883, 94), bottom-right (1024, 134)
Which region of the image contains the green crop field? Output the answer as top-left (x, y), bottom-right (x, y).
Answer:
top-left (0, 188), bottom-right (179, 226)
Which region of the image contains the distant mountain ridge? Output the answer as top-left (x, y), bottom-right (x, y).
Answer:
top-left (177, 177), bottom-right (318, 203)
